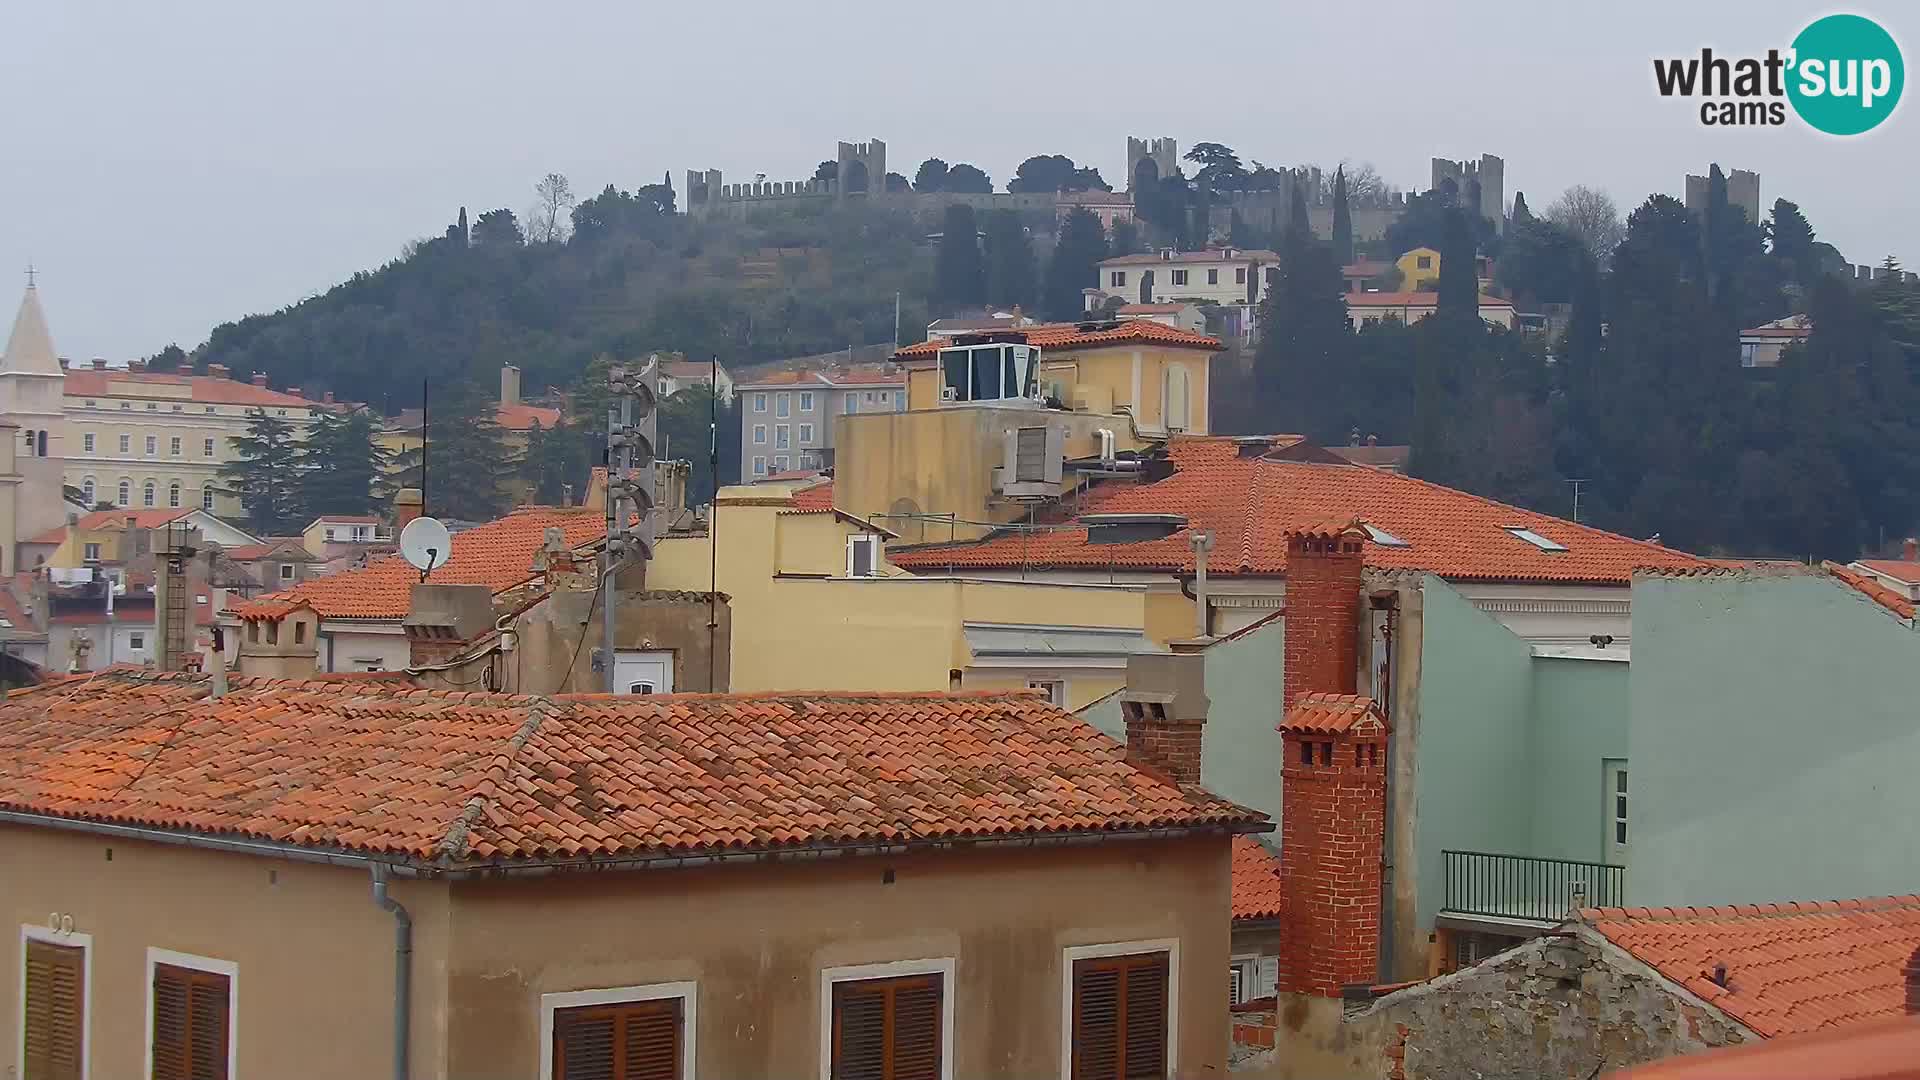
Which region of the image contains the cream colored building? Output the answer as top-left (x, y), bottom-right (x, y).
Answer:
top-left (1347, 291), bottom-right (1516, 329)
top-left (1093, 248), bottom-right (1280, 309)
top-left (62, 356), bottom-right (324, 519)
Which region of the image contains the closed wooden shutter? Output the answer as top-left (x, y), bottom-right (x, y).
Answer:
top-left (23, 940), bottom-right (84, 1080)
top-left (553, 999), bottom-right (682, 1080)
top-left (151, 963), bottom-right (229, 1080)
top-left (831, 974), bottom-right (943, 1080)
top-left (1071, 953), bottom-right (1169, 1080)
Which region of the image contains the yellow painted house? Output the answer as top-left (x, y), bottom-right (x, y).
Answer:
top-left (645, 477), bottom-right (1152, 708)
top-left (835, 319), bottom-right (1224, 543)
top-left (1397, 246), bottom-right (1442, 291)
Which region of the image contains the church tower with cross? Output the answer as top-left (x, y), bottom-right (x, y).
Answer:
top-left (1, 271), bottom-right (72, 573)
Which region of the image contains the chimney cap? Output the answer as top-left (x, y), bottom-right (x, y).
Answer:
top-left (250, 372), bottom-right (269, 387)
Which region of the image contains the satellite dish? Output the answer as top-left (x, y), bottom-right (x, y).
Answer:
top-left (400, 516), bottom-right (452, 578)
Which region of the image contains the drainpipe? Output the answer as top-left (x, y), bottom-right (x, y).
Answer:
top-left (370, 864), bottom-right (412, 1080)
top-left (1188, 530), bottom-right (1215, 638)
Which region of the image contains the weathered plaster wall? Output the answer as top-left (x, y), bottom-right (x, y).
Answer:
top-left (1357, 933), bottom-right (1748, 1080)
top-left (1630, 571), bottom-right (1920, 906)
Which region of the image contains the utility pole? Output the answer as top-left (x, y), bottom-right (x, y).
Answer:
top-left (597, 357), bottom-right (660, 693)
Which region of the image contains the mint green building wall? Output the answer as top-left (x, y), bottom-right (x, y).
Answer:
top-left (1527, 657), bottom-right (1629, 865)
top-left (1077, 618), bottom-right (1286, 820)
top-left (1412, 578), bottom-right (1534, 933)
top-left (1629, 572), bottom-right (1920, 907)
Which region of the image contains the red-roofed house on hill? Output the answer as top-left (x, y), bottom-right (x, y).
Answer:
top-left (1329, 895), bottom-right (1920, 1079)
top-left (0, 668), bottom-right (1266, 1078)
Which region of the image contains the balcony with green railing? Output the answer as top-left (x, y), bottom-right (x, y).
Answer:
top-left (1441, 850), bottom-right (1626, 925)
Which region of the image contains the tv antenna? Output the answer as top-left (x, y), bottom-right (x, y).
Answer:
top-left (399, 516), bottom-right (451, 581)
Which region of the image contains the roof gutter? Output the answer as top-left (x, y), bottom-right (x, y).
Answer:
top-left (0, 810), bottom-right (1269, 880)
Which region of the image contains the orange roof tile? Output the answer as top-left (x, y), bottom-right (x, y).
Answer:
top-left (27, 508), bottom-right (192, 545)
top-left (1606, 1016), bottom-right (1920, 1080)
top-left (790, 480), bottom-right (834, 512)
top-left (496, 403), bottom-right (563, 430)
top-left (1100, 249), bottom-right (1280, 267)
top-left (229, 506), bottom-right (607, 621)
top-left (62, 369), bottom-right (321, 409)
top-left (1853, 559), bottom-right (1920, 586)
top-left (1824, 562), bottom-right (1916, 620)
top-left (1345, 291), bottom-right (1514, 308)
top-left (1232, 837), bottom-right (1285, 920)
top-left (1581, 896), bottom-right (1920, 1039)
top-left (888, 437), bottom-right (1714, 584)
top-left (0, 671), bottom-right (1266, 867)
top-left (894, 319), bottom-right (1222, 359)
top-left (1279, 693), bottom-right (1386, 735)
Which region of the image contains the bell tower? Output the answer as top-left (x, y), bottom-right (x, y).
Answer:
top-left (0, 274), bottom-right (70, 571)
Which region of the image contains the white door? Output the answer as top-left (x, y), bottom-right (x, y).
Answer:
top-left (613, 650), bottom-right (673, 695)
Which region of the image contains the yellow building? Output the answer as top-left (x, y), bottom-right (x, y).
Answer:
top-left (25, 508), bottom-right (260, 572)
top-left (646, 477), bottom-right (1154, 708)
top-left (834, 319), bottom-right (1224, 543)
top-left (1396, 246), bottom-right (1442, 290)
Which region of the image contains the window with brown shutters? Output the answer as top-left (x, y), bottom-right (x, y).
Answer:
top-left (552, 998), bottom-right (682, 1080)
top-left (151, 962), bottom-right (230, 1080)
top-left (830, 973), bottom-right (943, 1080)
top-left (24, 939), bottom-right (85, 1080)
top-left (1071, 952), bottom-right (1169, 1080)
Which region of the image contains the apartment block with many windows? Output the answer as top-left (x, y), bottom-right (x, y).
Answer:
top-left (738, 365), bottom-right (907, 480)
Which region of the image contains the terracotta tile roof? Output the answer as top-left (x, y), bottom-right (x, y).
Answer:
top-left (1581, 896), bottom-right (1920, 1039)
top-left (1341, 260), bottom-right (1394, 277)
top-left (229, 506), bottom-right (607, 620)
top-left (790, 481), bottom-right (834, 512)
top-left (1231, 837), bottom-right (1285, 920)
top-left (1740, 326), bottom-right (1814, 340)
top-left (496, 403), bottom-right (563, 430)
top-left (0, 671), bottom-right (1265, 867)
top-left (27, 508), bottom-right (191, 545)
top-left (1852, 559), bottom-right (1920, 585)
top-left (1606, 1016), bottom-right (1920, 1079)
top-left (306, 515), bottom-right (382, 527)
top-left (888, 437), bottom-right (1714, 584)
top-left (894, 319), bottom-right (1223, 358)
top-left (221, 539), bottom-right (313, 563)
top-left (1279, 693), bottom-right (1386, 735)
top-left (1100, 249), bottom-right (1280, 267)
top-left (62, 370), bottom-right (320, 409)
top-left (1117, 303), bottom-right (1192, 315)
top-left (1824, 562), bottom-right (1916, 620)
top-left (737, 365), bottom-right (905, 389)
top-left (1345, 291), bottom-right (1514, 308)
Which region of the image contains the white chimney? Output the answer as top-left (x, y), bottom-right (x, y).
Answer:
top-left (500, 365), bottom-right (522, 408)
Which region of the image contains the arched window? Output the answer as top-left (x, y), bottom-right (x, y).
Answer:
top-left (117, 479), bottom-right (131, 506)
top-left (168, 481), bottom-right (181, 508)
top-left (142, 480), bottom-right (156, 507)
top-left (81, 478), bottom-right (95, 504)
top-left (201, 486), bottom-right (215, 510)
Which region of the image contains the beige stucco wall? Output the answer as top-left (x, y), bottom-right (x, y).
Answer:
top-left (443, 836), bottom-right (1233, 1080)
top-left (0, 826), bottom-right (452, 1080)
top-left (903, 345), bottom-right (1214, 440)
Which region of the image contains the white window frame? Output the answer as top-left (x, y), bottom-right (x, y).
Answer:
top-left (83, 432), bottom-right (94, 454)
top-left (775, 425), bottom-right (790, 450)
top-left (799, 391), bottom-right (814, 412)
top-left (1059, 939), bottom-right (1179, 1079)
top-left (844, 392), bottom-right (858, 412)
top-left (1171, 269), bottom-right (1188, 286)
top-left (798, 423), bottom-right (814, 445)
top-left (204, 437), bottom-right (215, 458)
top-left (773, 455), bottom-right (789, 472)
top-left (752, 456), bottom-right (767, 476)
top-left (201, 487), bottom-right (215, 511)
top-left (753, 392), bottom-right (768, 413)
top-left (20, 923), bottom-right (93, 1080)
top-left (83, 543), bottom-right (101, 562)
top-left (118, 434), bottom-right (130, 454)
top-left (817, 957), bottom-right (955, 1080)
top-left (1026, 678), bottom-right (1067, 706)
top-left (1111, 271), bottom-right (1126, 287)
top-left (145, 436), bottom-right (157, 456)
top-left (279, 563), bottom-right (295, 581)
top-left (169, 436), bottom-right (182, 457)
top-left (775, 392), bottom-right (791, 418)
top-left (894, 391), bottom-right (905, 408)
top-left (846, 534), bottom-right (880, 578)
top-left (752, 424), bottom-right (767, 445)
top-left (538, 980), bottom-right (698, 1080)
top-left (143, 947), bottom-right (237, 1080)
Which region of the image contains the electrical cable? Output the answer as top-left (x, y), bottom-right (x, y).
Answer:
top-left (560, 562), bottom-right (605, 693)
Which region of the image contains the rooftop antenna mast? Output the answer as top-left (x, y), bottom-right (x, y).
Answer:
top-left (420, 377), bottom-right (429, 516)
top-left (597, 357), bottom-right (659, 693)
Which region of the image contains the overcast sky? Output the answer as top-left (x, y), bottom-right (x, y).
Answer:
top-left (3, 1), bottom-right (1914, 361)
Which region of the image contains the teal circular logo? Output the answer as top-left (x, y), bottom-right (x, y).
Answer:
top-left (1788, 14), bottom-right (1904, 135)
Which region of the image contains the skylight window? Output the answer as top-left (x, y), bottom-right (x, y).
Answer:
top-left (1506, 527), bottom-right (1568, 552)
top-left (1363, 524), bottom-right (1410, 548)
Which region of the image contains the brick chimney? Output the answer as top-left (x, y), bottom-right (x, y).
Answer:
top-left (1905, 944), bottom-right (1920, 1015)
top-left (127, 359), bottom-right (146, 373)
top-left (1904, 537), bottom-right (1917, 562)
top-left (393, 487), bottom-right (424, 531)
top-left (90, 358), bottom-right (106, 370)
top-left (250, 373), bottom-right (268, 387)
top-left (207, 363), bottom-right (230, 379)
top-left (1277, 520), bottom-right (1387, 998)
top-left (500, 364), bottom-right (521, 408)
top-left (1282, 520), bottom-right (1366, 711)
top-left (402, 583), bottom-right (495, 668)
top-left (1120, 651), bottom-right (1208, 787)
top-left (323, 391), bottom-right (335, 404)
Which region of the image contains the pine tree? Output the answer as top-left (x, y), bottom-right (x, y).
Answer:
top-left (1042, 208), bottom-right (1108, 321)
top-left (933, 204), bottom-right (986, 310)
top-left (1330, 167), bottom-right (1354, 268)
top-left (521, 417), bottom-right (590, 505)
top-left (1255, 213), bottom-right (1350, 439)
top-left (982, 210), bottom-right (1037, 310)
top-left (219, 412), bottom-right (305, 535)
top-left (298, 409), bottom-right (393, 518)
top-left (405, 379), bottom-right (516, 521)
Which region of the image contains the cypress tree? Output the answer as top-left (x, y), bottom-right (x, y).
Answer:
top-left (1331, 167), bottom-right (1354, 268)
top-left (1436, 206), bottom-right (1477, 319)
top-left (933, 204), bottom-right (986, 310)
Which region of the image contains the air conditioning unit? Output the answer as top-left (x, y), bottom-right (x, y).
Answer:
top-left (997, 425), bottom-right (1065, 500)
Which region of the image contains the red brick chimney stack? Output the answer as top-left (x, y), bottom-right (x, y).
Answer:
top-left (1277, 520), bottom-right (1387, 998)
top-left (1904, 537), bottom-right (1917, 562)
top-left (1904, 944), bottom-right (1920, 1015)
top-left (1121, 652), bottom-right (1208, 788)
